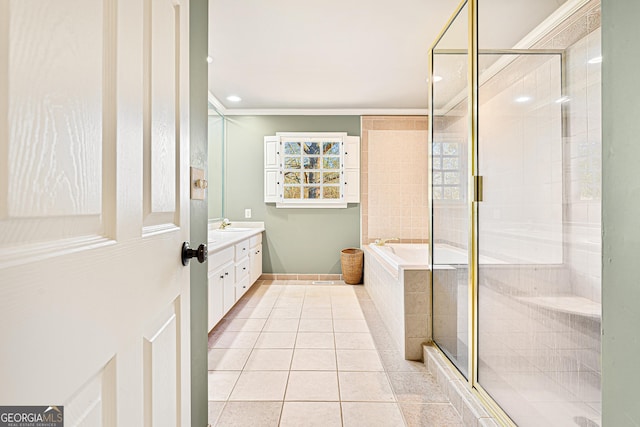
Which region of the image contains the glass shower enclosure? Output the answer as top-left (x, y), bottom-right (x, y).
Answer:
top-left (429, 1), bottom-right (602, 426)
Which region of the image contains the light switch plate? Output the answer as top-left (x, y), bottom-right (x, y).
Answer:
top-left (190, 167), bottom-right (206, 200)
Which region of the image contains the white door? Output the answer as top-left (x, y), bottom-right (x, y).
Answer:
top-left (0, 0), bottom-right (192, 425)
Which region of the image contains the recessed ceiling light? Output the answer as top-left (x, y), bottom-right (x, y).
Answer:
top-left (206, 56), bottom-right (213, 63)
top-left (588, 56), bottom-right (602, 64)
top-left (515, 96), bottom-right (531, 103)
top-left (226, 95), bottom-right (242, 102)
top-left (555, 96), bottom-right (570, 104)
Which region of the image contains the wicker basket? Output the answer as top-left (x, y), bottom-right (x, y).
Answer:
top-left (341, 248), bottom-right (364, 285)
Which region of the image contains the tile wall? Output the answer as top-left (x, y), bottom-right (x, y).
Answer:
top-left (361, 116), bottom-right (429, 245)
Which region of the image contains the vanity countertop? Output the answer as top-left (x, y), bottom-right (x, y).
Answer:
top-left (207, 221), bottom-right (265, 252)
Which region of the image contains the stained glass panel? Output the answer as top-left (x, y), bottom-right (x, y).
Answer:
top-left (303, 142), bottom-right (320, 155)
top-left (433, 158), bottom-right (442, 170)
top-left (303, 186), bottom-right (321, 199)
top-left (285, 172), bottom-right (300, 184)
top-left (433, 142), bottom-right (441, 155)
top-left (304, 172), bottom-right (321, 184)
top-left (285, 142), bottom-right (301, 155)
top-left (323, 186), bottom-right (340, 199)
top-left (284, 186), bottom-right (301, 199)
top-left (285, 157), bottom-right (301, 169)
top-left (323, 157), bottom-right (340, 169)
top-left (323, 172), bottom-right (340, 183)
top-left (323, 142), bottom-right (339, 155)
top-left (304, 157), bottom-right (319, 169)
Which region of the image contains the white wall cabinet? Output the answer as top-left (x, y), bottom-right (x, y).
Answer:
top-left (264, 136), bottom-right (280, 203)
top-left (208, 231), bottom-right (264, 331)
top-left (343, 135), bottom-right (360, 203)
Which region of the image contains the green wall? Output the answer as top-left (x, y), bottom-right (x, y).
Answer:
top-left (189, 0), bottom-right (208, 425)
top-left (602, 1), bottom-right (640, 425)
top-left (225, 115), bottom-right (361, 274)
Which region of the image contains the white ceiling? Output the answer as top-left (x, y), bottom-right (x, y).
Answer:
top-left (208, 0), bottom-right (569, 113)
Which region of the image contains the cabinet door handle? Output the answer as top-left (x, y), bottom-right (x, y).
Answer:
top-left (225, 272), bottom-right (228, 276)
top-left (243, 267), bottom-right (247, 271)
top-left (219, 275), bottom-right (224, 279)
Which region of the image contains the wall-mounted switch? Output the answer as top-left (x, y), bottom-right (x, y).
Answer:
top-left (244, 208), bottom-right (252, 218)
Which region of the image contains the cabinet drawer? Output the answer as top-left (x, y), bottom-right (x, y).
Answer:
top-left (235, 275), bottom-right (251, 301)
top-left (209, 246), bottom-right (234, 272)
top-left (250, 233), bottom-right (262, 248)
top-left (236, 257), bottom-right (250, 280)
top-left (235, 239), bottom-right (250, 260)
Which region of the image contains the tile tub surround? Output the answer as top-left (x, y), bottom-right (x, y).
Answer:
top-left (207, 279), bottom-right (463, 426)
top-left (363, 246), bottom-right (431, 360)
top-left (361, 116), bottom-right (429, 246)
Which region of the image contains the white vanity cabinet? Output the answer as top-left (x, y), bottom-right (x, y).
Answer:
top-left (208, 246), bottom-right (235, 330)
top-left (208, 228), bottom-right (265, 331)
top-left (234, 239), bottom-right (251, 300)
top-left (249, 234), bottom-right (263, 284)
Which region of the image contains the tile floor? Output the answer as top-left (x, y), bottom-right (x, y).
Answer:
top-left (207, 280), bottom-right (464, 427)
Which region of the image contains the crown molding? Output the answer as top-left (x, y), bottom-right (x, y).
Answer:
top-left (220, 108), bottom-right (428, 116)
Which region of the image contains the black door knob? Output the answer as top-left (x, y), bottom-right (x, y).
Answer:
top-left (181, 242), bottom-right (208, 266)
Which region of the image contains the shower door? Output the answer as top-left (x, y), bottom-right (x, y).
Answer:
top-left (430, 3), bottom-right (470, 378)
top-left (476, 48), bottom-right (602, 426)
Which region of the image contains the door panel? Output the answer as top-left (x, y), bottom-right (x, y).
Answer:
top-left (144, 0), bottom-right (179, 230)
top-left (0, 0), bottom-right (192, 425)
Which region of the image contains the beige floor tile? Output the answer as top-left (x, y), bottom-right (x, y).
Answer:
top-left (229, 305), bottom-right (273, 319)
top-left (298, 318), bottom-right (333, 332)
top-left (303, 298), bottom-right (332, 308)
top-left (209, 331), bottom-right (260, 349)
top-left (285, 371), bottom-right (340, 401)
top-left (342, 402), bottom-right (405, 427)
top-left (296, 332), bottom-right (336, 349)
top-left (207, 401), bottom-right (225, 425)
top-left (263, 318), bottom-right (300, 332)
top-left (336, 349), bottom-right (384, 371)
top-left (335, 332), bottom-right (376, 350)
top-left (229, 371), bottom-right (289, 401)
top-left (333, 319), bottom-right (370, 333)
top-left (208, 348), bottom-right (251, 370)
top-left (244, 349), bottom-right (293, 371)
top-left (400, 403), bottom-right (464, 427)
top-left (207, 371), bottom-right (241, 400)
top-left (291, 349), bottom-right (337, 371)
top-left (280, 402), bottom-right (342, 427)
top-left (269, 307), bottom-right (302, 318)
top-left (378, 351), bottom-right (428, 373)
top-left (215, 401), bottom-right (282, 427)
top-left (388, 372), bottom-right (448, 403)
top-left (332, 309), bottom-right (365, 320)
top-left (301, 308), bottom-right (333, 318)
top-left (254, 332), bottom-right (297, 349)
top-left (338, 372), bottom-right (395, 402)
top-left (222, 318), bottom-right (267, 332)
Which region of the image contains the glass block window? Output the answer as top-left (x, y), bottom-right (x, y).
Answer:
top-left (432, 140), bottom-right (464, 201)
top-left (282, 138), bottom-right (343, 202)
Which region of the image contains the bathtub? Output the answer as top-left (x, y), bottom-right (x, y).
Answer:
top-left (363, 243), bottom-right (432, 360)
top-left (368, 243), bottom-right (472, 278)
